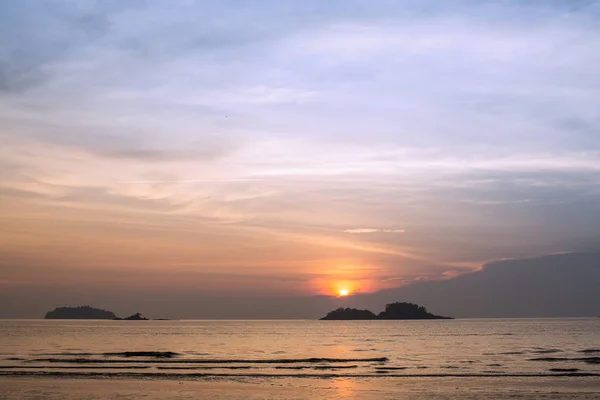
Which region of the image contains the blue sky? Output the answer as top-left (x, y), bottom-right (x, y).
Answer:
top-left (1, 0), bottom-right (599, 303)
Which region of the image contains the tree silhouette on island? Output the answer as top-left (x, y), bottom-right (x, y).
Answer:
top-left (45, 306), bottom-right (117, 320)
top-left (320, 302), bottom-right (452, 320)
top-left (45, 306), bottom-right (153, 320)
top-left (113, 312), bottom-right (149, 321)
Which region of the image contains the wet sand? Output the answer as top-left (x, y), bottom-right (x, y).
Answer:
top-left (1, 376), bottom-right (599, 399)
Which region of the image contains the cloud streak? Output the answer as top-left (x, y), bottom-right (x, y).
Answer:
top-left (344, 229), bottom-right (405, 234)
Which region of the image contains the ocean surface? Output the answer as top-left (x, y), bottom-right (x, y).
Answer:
top-left (1, 318), bottom-right (599, 378)
top-left (1, 319), bottom-right (599, 399)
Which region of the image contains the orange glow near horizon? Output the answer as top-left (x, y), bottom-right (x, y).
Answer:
top-left (331, 280), bottom-right (357, 297)
top-left (311, 274), bottom-right (380, 297)
top-left (306, 263), bottom-right (391, 296)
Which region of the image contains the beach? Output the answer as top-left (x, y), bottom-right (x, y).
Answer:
top-left (2, 376), bottom-right (599, 399)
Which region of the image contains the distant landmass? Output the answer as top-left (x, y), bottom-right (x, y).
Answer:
top-left (320, 302), bottom-right (452, 320)
top-left (45, 306), bottom-right (116, 320)
top-left (113, 313), bottom-right (149, 321)
top-left (45, 307), bottom-right (154, 320)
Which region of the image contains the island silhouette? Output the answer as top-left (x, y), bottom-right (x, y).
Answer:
top-left (320, 302), bottom-right (452, 320)
top-left (45, 303), bottom-right (449, 320)
top-left (45, 306), bottom-right (156, 320)
top-left (45, 306), bottom-right (117, 320)
top-left (113, 313), bottom-right (149, 321)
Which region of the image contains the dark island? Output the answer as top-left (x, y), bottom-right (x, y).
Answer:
top-left (320, 302), bottom-right (452, 320)
top-left (113, 313), bottom-right (149, 321)
top-left (45, 307), bottom-right (160, 320)
top-left (45, 306), bottom-right (117, 320)
top-left (320, 308), bottom-right (377, 320)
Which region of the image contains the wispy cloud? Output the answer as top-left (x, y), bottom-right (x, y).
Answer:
top-left (344, 229), bottom-right (405, 234)
top-left (119, 179), bottom-right (261, 184)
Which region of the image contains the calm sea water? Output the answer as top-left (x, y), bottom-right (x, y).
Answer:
top-left (1, 318), bottom-right (598, 379)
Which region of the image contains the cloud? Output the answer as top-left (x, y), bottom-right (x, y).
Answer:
top-left (99, 147), bottom-right (230, 162)
top-left (344, 229), bottom-right (405, 234)
top-left (0, 1), bottom-right (110, 93)
top-left (119, 179), bottom-right (260, 184)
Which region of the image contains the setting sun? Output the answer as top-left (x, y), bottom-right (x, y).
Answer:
top-left (338, 289), bottom-right (350, 297)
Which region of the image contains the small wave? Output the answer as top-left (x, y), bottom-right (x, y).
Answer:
top-left (313, 365), bottom-right (358, 370)
top-left (0, 366), bottom-right (150, 370)
top-left (549, 368), bottom-right (580, 372)
top-left (31, 356), bottom-right (388, 364)
top-left (426, 333), bottom-right (514, 337)
top-left (103, 352), bottom-right (180, 358)
top-left (31, 351), bottom-right (179, 358)
top-left (529, 357), bottom-right (569, 362)
top-left (35, 353), bottom-right (94, 357)
top-left (1, 371), bottom-right (598, 379)
top-left (375, 367), bottom-right (408, 371)
top-left (499, 351), bottom-right (525, 355)
top-left (156, 366), bottom-right (252, 370)
top-left (529, 357), bottom-right (600, 364)
top-left (531, 349), bottom-right (563, 354)
top-left (580, 349), bottom-right (600, 354)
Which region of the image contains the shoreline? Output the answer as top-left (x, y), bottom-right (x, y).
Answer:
top-left (1, 376), bottom-right (599, 400)
top-left (1, 371), bottom-right (599, 379)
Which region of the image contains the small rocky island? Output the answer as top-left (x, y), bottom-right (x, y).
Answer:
top-left (320, 302), bottom-right (452, 320)
top-left (45, 306), bottom-right (117, 320)
top-left (113, 313), bottom-right (149, 321)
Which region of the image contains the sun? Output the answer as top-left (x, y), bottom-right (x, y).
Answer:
top-left (338, 288), bottom-right (350, 297)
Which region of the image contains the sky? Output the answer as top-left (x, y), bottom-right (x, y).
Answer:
top-left (1, 0), bottom-right (600, 317)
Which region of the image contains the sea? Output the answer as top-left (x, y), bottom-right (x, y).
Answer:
top-left (1, 318), bottom-right (599, 399)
